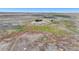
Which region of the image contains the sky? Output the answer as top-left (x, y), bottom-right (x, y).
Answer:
top-left (0, 8), bottom-right (79, 12)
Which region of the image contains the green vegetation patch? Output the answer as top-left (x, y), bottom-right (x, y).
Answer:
top-left (15, 25), bottom-right (26, 32)
top-left (30, 25), bottom-right (69, 36)
top-left (54, 15), bottom-right (71, 18)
